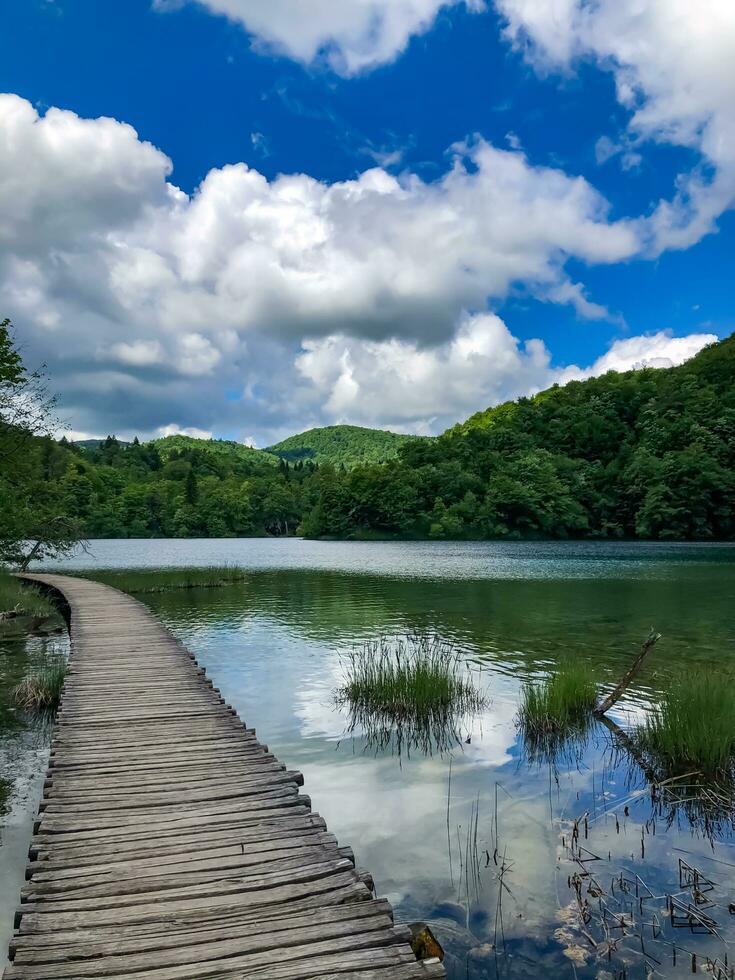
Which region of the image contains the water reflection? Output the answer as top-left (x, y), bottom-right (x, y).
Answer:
top-left (518, 723), bottom-right (592, 774)
top-left (339, 701), bottom-right (475, 759)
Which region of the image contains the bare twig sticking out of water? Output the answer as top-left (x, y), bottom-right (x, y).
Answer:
top-left (561, 804), bottom-right (735, 978)
top-left (595, 628), bottom-right (661, 717)
top-left (446, 758), bottom-right (453, 889)
top-left (488, 781), bottom-right (516, 961)
top-left (464, 794), bottom-right (482, 909)
top-left (451, 797), bottom-right (484, 922)
top-left (493, 846), bottom-right (514, 955)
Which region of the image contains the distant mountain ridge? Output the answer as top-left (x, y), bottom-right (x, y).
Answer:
top-left (266, 425), bottom-right (422, 467)
top-left (73, 426), bottom-right (421, 470)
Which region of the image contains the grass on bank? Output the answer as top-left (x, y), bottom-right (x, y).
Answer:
top-left (518, 661), bottom-right (598, 752)
top-left (13, 656), bottom-right (67, 711)
top-left (0, 572), bottom-right (59, 621)
top-left (75, 565), bottom-right (249, 594)
top-left (636, 674), bottom-right (735, 779)
top-left (337, 635), bottom-right (486, 721)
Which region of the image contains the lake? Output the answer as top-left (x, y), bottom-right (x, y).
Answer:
top-left (3, 538), bottom-right (735, 976)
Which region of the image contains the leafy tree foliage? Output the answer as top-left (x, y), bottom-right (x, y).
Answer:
top-left (0, 319), bottom-right (82, 567)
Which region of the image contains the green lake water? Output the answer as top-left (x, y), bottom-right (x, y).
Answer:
top-left (3, 539), bottom-right (735, 976)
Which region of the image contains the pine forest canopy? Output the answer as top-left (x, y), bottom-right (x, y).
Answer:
top-left (1, 318), bottom-right (734, 549)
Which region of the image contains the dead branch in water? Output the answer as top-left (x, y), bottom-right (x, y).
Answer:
top-left (595, 628), bottom-right (661, 717)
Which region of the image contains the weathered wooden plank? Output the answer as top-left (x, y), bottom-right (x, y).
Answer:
top-left (35, 787), bottom-right (305, 833)
top-left (31, 804), bottom-right (317, 849)
top-left (31, 815), bottom-right (329, 864)
top-left (24, 845), bottom-right (349, 900)
top-left (9, 928), bottom-right (414, 980)
top-left (47, 743), bottom-right (270, 768)
top-left (287, 967), bottom-right (445, 980)
top-left (16, 869), bottom-right (367, 932)
top-left (44, 757), bottom-right (286, 789)
top-left (41, 771), bottom-right (303, 809)
top-left (48, 735), bottom-right (249, 756)
top-left (11, 900), bottom-right (393, 963)
top-left (10, 882), bottom-right (373, 954)
top-left (21, 856), bottom-right (355, 911)
top-left (29, 831), bottom-right (339, 881)
top-left (11, 916), bottom-right (403, 978)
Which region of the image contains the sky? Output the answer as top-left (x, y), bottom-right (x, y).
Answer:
top-left (1, 0), bottom-right (733, 445)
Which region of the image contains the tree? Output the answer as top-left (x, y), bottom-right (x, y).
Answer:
top-left (0, 318), bottom-right (57, 460)
top-left (185, 468), bottom-right (199, 505)
top-left (0, 319), bottom-right (83, 568)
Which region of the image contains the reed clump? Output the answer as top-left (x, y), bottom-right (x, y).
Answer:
top-left (337, 636), bottom-right (485, 720)
top-left (13, 657), bottom-right (67, 711)
top-left (336, 635), bottom-right (486, 755)
top-left (637, 674), bottom-right (735, 779)
top-left (75, 565), bottom-right (248, 594)
top-left (518, 661), bottom-right (598, 740)
top-left (0, 573), bottom-right (58, 622)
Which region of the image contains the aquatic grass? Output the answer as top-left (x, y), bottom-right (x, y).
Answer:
top-left (519, 661), bottom-right (598, 735)
top-left (517, 661), bottom-right (598, 763)
top-left (0, 572), bottom-right (59, 621)
top-left (73, 565), bottom-right (249, 594)
top-left (636, 674), bottom-right (735, 779)
top-left (338, 635), bottom-right (485, 718)
top-left (13, 656), bottom-right (67, 711)
top-left (335, 635), bottom-right (486, 756)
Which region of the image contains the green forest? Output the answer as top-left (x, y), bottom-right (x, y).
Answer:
top-left (267, 425), bottom-right (421, 467)
top-left (2, 319), bottom-right (734, 557)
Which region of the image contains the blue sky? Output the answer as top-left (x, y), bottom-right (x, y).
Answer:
top-left (1, 0), bottom-right (733, 442)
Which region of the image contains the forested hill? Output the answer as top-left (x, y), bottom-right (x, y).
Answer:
top-left (266, 425), bottom-right (421, 467)
top-left (300, 333), bottom-right (735, 540)
top-left (452, 330), bottom-right (735, 441)
top-left (4, 333), bottom-right (733, 543)
top-left (152, 434), bottom-right (274, 467)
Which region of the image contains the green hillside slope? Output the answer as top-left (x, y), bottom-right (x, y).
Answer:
top-left (452, 333), bottom-right (735, 442)
top-left (266, 424), bottom-right (423, 467)
top-left (152, 434), bottom-right (275, 468)
top-left (300, 334), bottom-right (735, 540)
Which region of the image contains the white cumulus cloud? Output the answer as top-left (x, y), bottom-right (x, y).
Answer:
top-left (156, 0), bottom-right (486, 74)
top-left (495, 0), bottom-right (735, 251)
top-left (296, 314), bottom-right (556, 430)
top-left (107, 339), bottom-right (164, 367)
top-left (580, 330), bottom-right (718, 376)
top-left (155, 423), bottom-right (214, 439)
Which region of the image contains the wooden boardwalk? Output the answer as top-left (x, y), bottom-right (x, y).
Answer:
top-left (7, 573), bottom-right (444, 980)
